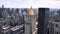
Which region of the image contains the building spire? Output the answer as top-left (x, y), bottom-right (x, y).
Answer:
top-left (28, 6), bottom-right (34, 16)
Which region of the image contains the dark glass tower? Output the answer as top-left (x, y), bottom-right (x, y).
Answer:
top-left (38, 8), bottom-right (49, 34)
top-left (0, 8), bottom-right (2, 18)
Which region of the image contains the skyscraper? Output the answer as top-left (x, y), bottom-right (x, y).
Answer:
top-left (0, 8), bottom-right (2, 18)
top-left (25, 6), bottom-right (37, 34)
top-left (38, 8), bottom-right (49, 34)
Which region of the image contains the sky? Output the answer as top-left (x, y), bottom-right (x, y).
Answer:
top-left (0, 0), bottom-right (60, 8)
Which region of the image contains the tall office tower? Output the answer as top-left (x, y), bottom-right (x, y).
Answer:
top-left (38, 8), bottom-right (49, 34)
top-left (0, 8), bottom-right (2, 18)
top-left (25, 6), bottom-right (37, 34)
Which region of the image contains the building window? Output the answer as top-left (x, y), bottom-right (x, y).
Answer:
top-left (57, 32), bottom-right (58, 34)
top-left (55, 32), bottom-right (58, 34)
top-left (56, 24), bottom-right (58, 28)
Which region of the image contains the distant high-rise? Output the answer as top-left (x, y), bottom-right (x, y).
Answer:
top-left (15, 8), bottom-right (19, 13)
top-left (2, 5), bottom-right (4, 8)
top-left (57, 10), bottom-right (60, 16)
top-left (0, 5), bottom-right (4, 17)
top-left (0, 8), bottom-right (2, 18)
top-left (25, 6), bottom-right (37, 34)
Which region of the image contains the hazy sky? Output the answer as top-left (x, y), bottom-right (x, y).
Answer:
top-left (0, 0), bottom-right (60, 8)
